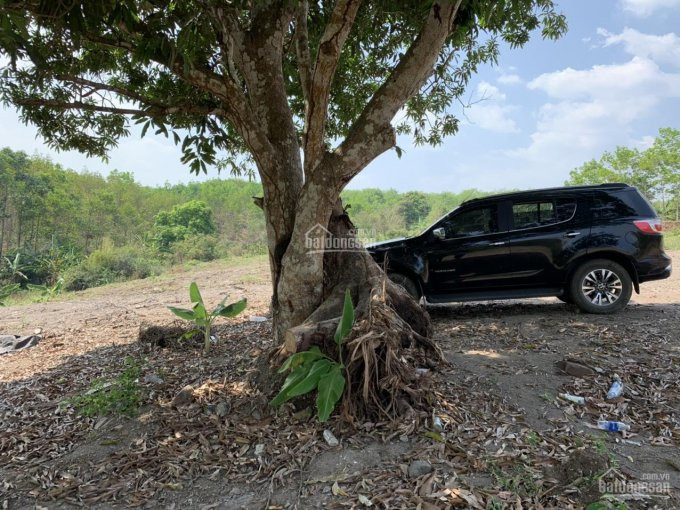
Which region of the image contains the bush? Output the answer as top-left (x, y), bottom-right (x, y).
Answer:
top-left (64, 242), bottom-right (163, 291)
top-left (171, 234), bottom-right (219, 263)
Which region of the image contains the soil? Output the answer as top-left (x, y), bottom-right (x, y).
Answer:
top-left (1, 252), bottom-right (678, 509)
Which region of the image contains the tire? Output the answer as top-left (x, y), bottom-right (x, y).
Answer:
top-left (388, 273), bottom-right (421, 299)
top-left (569, 259), bottom-right (632, 314)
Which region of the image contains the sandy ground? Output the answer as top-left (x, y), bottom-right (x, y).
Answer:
top-left (1, 252), bottom-right (678, 509)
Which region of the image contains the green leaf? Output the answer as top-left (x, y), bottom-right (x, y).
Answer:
top-left (270, 364), bottom-right (312, 406)
top-left (285, 359), bottom-right (332, 399)
top-left (168, 306), bottom-right (195, 321)
top-left (316, 365), bottom-right (345, 422)
top-left (278, 346), bottom-right (324, 373)
top-left (193, 302), bottom-right (207, 320)
top-left (214, 298), bottom-right (247, 318)
top-left (189, 282), bottom-right (204, 306)
top-left (334, 289), bottom-right (355, 346)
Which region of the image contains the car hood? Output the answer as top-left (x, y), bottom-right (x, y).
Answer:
top-left (366, 237), bottom-right (410, 250)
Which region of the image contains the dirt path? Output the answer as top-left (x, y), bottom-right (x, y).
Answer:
top-left (1, 252), bottom-right (678, 509)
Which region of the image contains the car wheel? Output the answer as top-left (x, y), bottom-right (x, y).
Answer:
top-left (570, 259), bottom-right (632, 314)
top-left (387, 273), bottom-right (420, 300)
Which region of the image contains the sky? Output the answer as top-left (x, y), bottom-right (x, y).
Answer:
top-left (0, 0), bottom-right (679, 193)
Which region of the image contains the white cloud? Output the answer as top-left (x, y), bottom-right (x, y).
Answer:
top-left (598, 27), bottom-right (680, 67)
top-left (507, 56), bottom-right (680, 181)
top-left (497, 73), bottom-right (522, 85)
top-left (620, 0), bottom-right (680, 16)
top-left (465, 81), bottom-right (519, 134)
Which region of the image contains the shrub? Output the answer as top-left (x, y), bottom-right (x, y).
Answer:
top-left (171, 234), bottom-right (219, 263)
top-left (64, 242), bottom-right (163, 291)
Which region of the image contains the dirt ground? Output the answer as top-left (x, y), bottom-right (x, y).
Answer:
top-left (1, 253), bottom-right (678, 509)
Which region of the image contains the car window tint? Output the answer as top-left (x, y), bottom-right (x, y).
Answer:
top-left (512, 201), bottom-right (555, 229)
top-left (592, 193), bottom-right (640, 220)
top-left (442, 206), bottom-right (497, 238)
top-left (556, 198), bottom-right (576, 221)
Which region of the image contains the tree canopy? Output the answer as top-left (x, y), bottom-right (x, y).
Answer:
top-left (0, 1), bottom-right (566, 175)
top-left (566, 128), bottom-right (680, 220)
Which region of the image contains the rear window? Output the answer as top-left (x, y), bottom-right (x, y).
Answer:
top-left (511, 198), bottom-right (575, 229)
top-left (592, 190), bottom-right (656, 220)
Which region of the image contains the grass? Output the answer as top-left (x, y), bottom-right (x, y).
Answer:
top-left (1, 254), bottom-right (268, 307)
top-left (64, 357), bottom-right (142, 417)
top-left (664, 229), bottom-right (680, 250)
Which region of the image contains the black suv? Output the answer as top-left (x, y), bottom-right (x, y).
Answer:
top-left (367, 184), bottom-right (672, 314)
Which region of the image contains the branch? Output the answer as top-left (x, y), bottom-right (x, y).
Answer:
top-left (303, 0), bottom-right (362, 176)
top-left (295, 0), bottom-right (312, 102)
top-left (334, 0), bottom-right (463, 181)
top-left (16, 98), bottom-right (226, 118)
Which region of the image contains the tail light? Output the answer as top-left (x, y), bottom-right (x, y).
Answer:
top-left (633, 219), bottom-right (663, 234)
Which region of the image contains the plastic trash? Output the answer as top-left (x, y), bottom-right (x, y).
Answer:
top-left (606, 375), bottom-right (623, 399)
top-left (560, 393), bottom-right (585, 405)
top-left (597, 420), bottom-right (630, 432)
top-left (432, 416), bottom-right (444, 431)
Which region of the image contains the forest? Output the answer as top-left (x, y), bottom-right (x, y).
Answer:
top-left (1, 127), bottom-right (678, 297)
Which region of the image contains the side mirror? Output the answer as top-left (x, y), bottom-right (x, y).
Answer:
top-left (433, 227), bottom-right (445, 240)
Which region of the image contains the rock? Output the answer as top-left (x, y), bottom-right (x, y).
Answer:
top-left (408, 460), bottom-right (433, 479)
top-left (171, 385), bottom-right (195, 406)
top-left (215, 401), bottom-right (230, 417)
top-left (555, 359), bottom-right (596, 378)
top-left (323, 429), bottom-right (339, 447)
top-left (143, 373), bottom-right (164, 385)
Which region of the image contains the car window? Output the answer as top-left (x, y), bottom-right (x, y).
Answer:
top-left (592, 193), bottom-right (640, 220)
top-left (556, 198), bottom-right (577, 221)
top-left (441, 206), bottom-right (498, 238)
top-left (512, 201), bottom-right (556, 229)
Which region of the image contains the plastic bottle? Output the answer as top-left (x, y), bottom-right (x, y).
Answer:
top-left (597, 420), bottom-right (630, 432)
top-left (560, 393), bottom-right (585, 405)
top-left (606, 375), bottom-right (623, 400)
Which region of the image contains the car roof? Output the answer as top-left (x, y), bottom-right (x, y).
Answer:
top-left (461, 183), bottom-right (631, 206)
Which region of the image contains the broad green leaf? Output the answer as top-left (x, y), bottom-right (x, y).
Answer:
top-left (278, 346), bottom-right (324, 373)
top-left (285, 359), bottom-right (332, 399)
top-left (189, 282), bottom-right (204, 306)
top-left (270, 364), bottom-right (312, 406)
top-left (316, 365), bottom-right (346, 422)
top-left (168, 306), bottom-right (195, 321)
top-left (193, 302), bottom-right (207, 319)
top-left (334, 289), bottom-right (355, 346)
top-left (215, 298), bottom-right (247, 318)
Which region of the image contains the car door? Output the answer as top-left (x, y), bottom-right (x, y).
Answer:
top-left (503, 195), bottom-right (587, 287)
top-left (424, 203), bottom-right (513, 294)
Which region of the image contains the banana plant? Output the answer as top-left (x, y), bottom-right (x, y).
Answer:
top-left (27, 278), bottom-right (64, 301)
top-left (168, 282), bottom-right (247, 354)
top-left (271, 288), bottom-right (355, 422)
top-left (0, 283), bottom-right (20, 306)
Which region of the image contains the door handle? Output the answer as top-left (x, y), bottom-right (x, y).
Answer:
top-left (565, 231), bottom-right (581, 238)
top-left (488, 241), bottom-right (506, 246)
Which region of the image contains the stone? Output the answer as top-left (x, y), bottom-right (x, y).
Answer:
top-left (215, 401), bottom-right (230, 417)
top-left (323, 429), bottom-right (339, 447)
top-left (143, 373), bottom-right (164, 385)
top-left (171, 385), bottom-right (195, 406)
top-left (408, 460), bottom-right (433, 479)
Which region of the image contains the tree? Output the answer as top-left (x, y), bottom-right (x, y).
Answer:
top-left (567, 128), bottom-right (680, 219)
top-left (152, 200), bottom-right (216, 252)
top-left (0, 1), bottom-right (566, 417)
top-left (398, 191), bottom-right (432, 230)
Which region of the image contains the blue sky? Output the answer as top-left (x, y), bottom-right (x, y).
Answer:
top-left (1, 0), bottom-right (679, 193)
